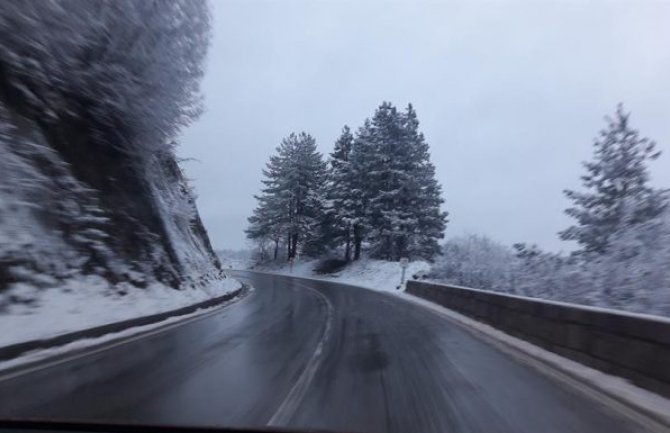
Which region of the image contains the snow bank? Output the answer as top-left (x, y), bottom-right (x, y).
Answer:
top-left (253, 257), bottom-right (430, 292)
top-left (0, 274), bottom-right (241, 348)
top-left (0, 100), bottom-right (240, 350)
top-left (217, 249), bottom-right (255, 271)
top-left (0, 293), bottom-right (247, 372)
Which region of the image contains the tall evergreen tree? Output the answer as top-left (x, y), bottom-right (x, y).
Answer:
top-left (365, 102), bottom-right (413, 260)
top-left (326, 125), bottom-right (356, 260)
top-left (403, 104), bottom-right (448, 259)
top-left (347, 119), bottom-right (377, 260)
top-left (245, 193), bottom-right (284, 260)
top-left (246, 132), bottom-right (326, 260)
top-left (345, 102), bottom-right (447, 261)
top-left (560, 104), bottom-right (667, 254)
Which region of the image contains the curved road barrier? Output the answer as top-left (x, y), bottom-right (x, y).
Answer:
top-left (0, 284), bottom-right (247, 362)
top-left (406, 280), bottom-right (670, 399)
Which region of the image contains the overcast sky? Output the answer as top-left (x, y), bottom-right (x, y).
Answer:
top-left (180, 0), bottom-right (670, 253)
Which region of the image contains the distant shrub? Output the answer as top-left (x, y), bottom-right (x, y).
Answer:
top-left (314, 259), bottom-right (349, 275)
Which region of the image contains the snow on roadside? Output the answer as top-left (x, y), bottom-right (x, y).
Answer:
top-left (217, 249), bottom-right (255, 271)
top-left (253, 257), bottom-right (430, 292)
top-left (0, 274), bottom-right (241, 349)
top-left (400, 292), bottom-right (670, 427)
top-left (0, 292), bottom-right (245, 373)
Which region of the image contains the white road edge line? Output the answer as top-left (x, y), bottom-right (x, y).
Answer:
top-left (0, 293), bottom-right (247, 383)
top-left (397, 292), bottom-right (670, 433)
top-left (267, 282), bottom-right (333, 427)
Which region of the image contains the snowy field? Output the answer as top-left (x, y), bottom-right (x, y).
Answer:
top-left (0, 275), bottom-right (241, 348)
top-left (250, 257), bottom-right (430, 292)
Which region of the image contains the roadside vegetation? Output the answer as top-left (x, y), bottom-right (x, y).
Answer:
top-left (428, 106), bottom-right (670, 316)
top-left (246, 102), bottom-right (447, 263)
top-left (246, 104), bottom-right (670, 317)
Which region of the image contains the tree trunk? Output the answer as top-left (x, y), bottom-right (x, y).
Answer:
top-left (353, 225), bottom-right (362, 261)
top-left (290, 233), bottom-right (299, 259)
top-left (287, 233), bottom-right (292, 260)
top-left (273, 239), bottom-right (279, 261)
top-left (344, 225), bottom-right (352, 261)
top-left (402, 236), bottom-right (408, 260)
top-left (385, 235), bottom-right (393, 261)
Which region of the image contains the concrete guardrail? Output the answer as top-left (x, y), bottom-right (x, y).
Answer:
top-left (406, 280), bottom-right (670, 398)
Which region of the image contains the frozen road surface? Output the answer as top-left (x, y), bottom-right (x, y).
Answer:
top-left (0, 271), bottom-right (650, 433)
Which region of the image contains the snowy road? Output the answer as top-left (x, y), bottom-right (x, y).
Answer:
top-left (0, 271), bottom-right (649, 433)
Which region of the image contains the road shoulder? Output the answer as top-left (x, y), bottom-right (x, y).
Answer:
top-left (0, 284), bottom-right (250, 379)
top-left (398, 291), bottom-right (670, 433)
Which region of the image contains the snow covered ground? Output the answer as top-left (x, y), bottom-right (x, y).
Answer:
top-left (0, 298), bottom-right (242, 372)
top-left (252, 257), bottom-right (430, 292)
top-left (217, 249), bottom-right (255, 271)
top-left (0, 274), bottom-right (241, 348)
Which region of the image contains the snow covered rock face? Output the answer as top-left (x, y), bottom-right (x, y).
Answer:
top-left (0, 103), bottom-right (96, 294)
top-left (0, 1), bottom-right (221, 301)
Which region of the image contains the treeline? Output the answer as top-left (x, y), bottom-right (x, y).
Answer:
top-left (246, 102), bottom-right (448, 262)
top-left (428, 104), bottom-right (670, 316)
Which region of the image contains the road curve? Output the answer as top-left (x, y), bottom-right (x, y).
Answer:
top-left (0, 271), bottom-right (646, 433)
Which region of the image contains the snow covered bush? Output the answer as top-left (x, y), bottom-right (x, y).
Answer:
top-left (511, 244), bottom-right (594, 304)
top-left (427, 235), bottom-right (518, 292)
top-left (584, 212), bottom-right (670, 315)
top-left (427, 225), bottom-right (670, 317)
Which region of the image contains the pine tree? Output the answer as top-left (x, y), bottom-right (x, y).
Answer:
top-left (325, 126), bottom-right (356, 260)
top-left (252, 103), bottom-right (447, 263)
top-left (365, 102), bottom-right (412, 260)
top-left (285, 132), bottom-right (327, 258)
top-left (350, 102), bottom-right (447, 261)
top-left (302, 180), bottom-right (333, 258)
top-left (347, 119), bottom-right (377, 260)
top-left (246, 132), bottom-right (326, 260)
top-left (403, 104), bottom-right (448, 259)
top-left (245, 193), bottom-right (284, 260)
top-left (560, 104), bottom-right (667, 254)
top-left (331, 125), bottom-right (354, 171)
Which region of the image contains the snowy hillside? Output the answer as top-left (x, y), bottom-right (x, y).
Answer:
top-left (0, 1), bottom-right (239, 347)
top-left (253, 257), bottom-right (430, 292)
top-left (217, 249), bottom-right (255, 271)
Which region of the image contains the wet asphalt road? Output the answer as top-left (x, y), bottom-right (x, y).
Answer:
top-left (0, 271), bottom-right (645, 433)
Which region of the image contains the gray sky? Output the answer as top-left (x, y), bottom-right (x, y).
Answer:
top-left (180, 0), bottom-right (670, 253)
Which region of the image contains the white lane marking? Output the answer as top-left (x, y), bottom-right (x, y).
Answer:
top-left (267, 282), bottom-right (334, 427)
top-left (0, 294), bottom-right (248, 383)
